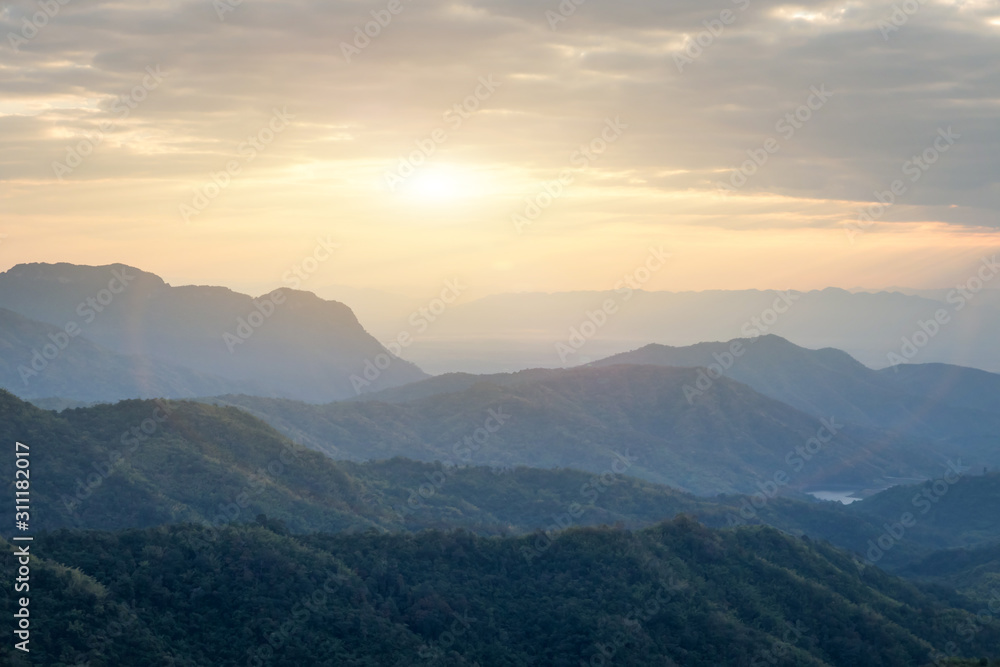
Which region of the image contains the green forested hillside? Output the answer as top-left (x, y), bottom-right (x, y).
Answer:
top-left (0, 391), bottom-right (391, 535)
top-left (899, 540), bottom-right (1000, 604)
top-left (6, 389), bottom-right (1000, 576)
top-left (206, 363), bottom-right (941, 495)
top-left (708, 473), bottom-right (1000, 573)
top-left (344, 457), bottom-right (721, 534)
top-left (0, 390), bottom-right (730, 539)
top-left (4, 519), bottom-right (998, 666)
top-left (848, 473), bottom-right (1000, 551)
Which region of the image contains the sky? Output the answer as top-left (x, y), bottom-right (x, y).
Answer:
top-left (2, 0), bottom-right (1000, 301)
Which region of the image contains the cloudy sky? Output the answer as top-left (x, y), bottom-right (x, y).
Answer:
top-left (2, 0), bottom-right (999, 299)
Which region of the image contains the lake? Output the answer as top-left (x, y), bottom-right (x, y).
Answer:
top-left (807, 490), bottom-right (862, 504)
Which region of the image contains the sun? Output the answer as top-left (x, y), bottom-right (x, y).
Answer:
top-left (403, 165), bottom-right (473, 201)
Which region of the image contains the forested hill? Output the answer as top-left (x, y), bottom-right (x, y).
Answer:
top-left (4, 518), bottom-right (998, 666)
top-left (0, 390), bottom-right (728, 537)
top-left (206, 362), bottom-right (942, 495)
top-left (7, 388), bottom-right (1000, 577)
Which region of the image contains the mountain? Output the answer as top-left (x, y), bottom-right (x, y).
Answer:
top-left (589, 335), bottom-right (1000, 465)
top-left (367, 287), bottom-right (1000, 375)
top-left (750, 472), bottom-right (1000, 573)
top-left (0, 307), bottom-right (263, 402)
top-left (848, 472), bottom-right (1000, 552)
top-left (343, 457), bottom-right (721, 534)
top-left (0, 262), bottom-right (428, 402)
top-left (704, 473), bottom-right (1000, 574)
top-left (0, 390), bottom-right (394, 535)
top-left (901, 541), bottom-right (1000, 603)
top-left (7, 519), bottom-right (999, 666)
top-left (207, 363), bottom-right (944, 495)
top-left (6, 388), bottom-right (1000, 580)
top-left (591, 335), bottom-right (885, 423)
top-left (0, 390), bottom-right (737, 537)
top-left (346, 370), bottom-right (512, 404)
top-left (877, 362), bottom-right (1000, 415)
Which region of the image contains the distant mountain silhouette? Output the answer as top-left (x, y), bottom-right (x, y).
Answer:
top-left (0, 262), bottom-right (428, 402)
top-left (381, 288), bottom-right (1000, 374)
top-left (589, 335), bottom-right (1000, 462)
top-left (0, 307), bottom-right (263, 402)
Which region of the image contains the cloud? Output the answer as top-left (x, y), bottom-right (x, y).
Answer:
top-left (1, 0), bottom-right (999, 240)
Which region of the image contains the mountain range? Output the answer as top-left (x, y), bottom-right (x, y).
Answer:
top-left (590, 335), bottom-right (1000, 460)
top-left (208, 362), bottom-right (945, 496)
top-left (354, 286), bottom-right (1000, 375)
top-left (7, 388), bottom-right (1000, 575)
top-left (204, 335), bottom-right (1000, 497)
top-left (3, 262), bottom-right (1000, 666)
top-left (4, 264), bottom-right (995, 498)
top-left (4, 383), bottom-right (1000, 665)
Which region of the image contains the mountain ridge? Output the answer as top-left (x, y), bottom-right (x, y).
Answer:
top-left (0, 262), bottom-right (429, 402)
top-left (206, 362), bottom-right (946, 495)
